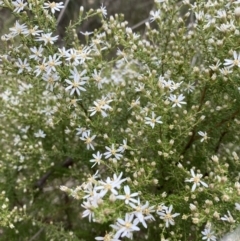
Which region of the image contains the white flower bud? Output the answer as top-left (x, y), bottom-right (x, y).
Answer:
top-left (79, 6), bottom-right (84, 13)
top-left (235, 7), bottom-right (240, 17)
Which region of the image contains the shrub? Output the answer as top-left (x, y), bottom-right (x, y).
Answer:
top-left (1, 0), bottom-right (240, 240)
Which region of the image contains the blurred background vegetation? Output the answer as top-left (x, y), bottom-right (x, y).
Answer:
top-left (0, 0), bottom-right (155, 46)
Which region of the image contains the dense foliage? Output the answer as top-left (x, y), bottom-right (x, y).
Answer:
top-left (1, 0), bottom-right (240, 240)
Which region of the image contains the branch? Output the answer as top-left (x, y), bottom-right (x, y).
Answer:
top-left (57, 0), bottom-right (71, 25)
top-left (214, 131), bottom-right (228, 153)
top-left (181, 85), bottom-right (207, 155)
top-left (34, 158), bottom-right (74, 189)
top-left (215, 109), bottom-right (240, 128)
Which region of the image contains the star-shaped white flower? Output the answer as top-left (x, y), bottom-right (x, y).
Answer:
top-left (185, 169), bottom-right (208, 192)
top-left (43, 1), bottom-right (64, 14)
top-left (145, 112), bottom-right (163, 129)
top-left (168, 94), bottom-right (186, 108)
top-left (224, 51), bottom-right (240, 68)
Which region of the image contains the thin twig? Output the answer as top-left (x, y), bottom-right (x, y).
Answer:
top-left (57, 0), bottom-right (71, 25)
top-left (215, 109), bottom-right (240, 127)
top-left (214, 131), bottom-right (227, 153)
top-left (28, 227), bottom-right (44, 241)
top-left (131, 17), bottom-right (150, 30)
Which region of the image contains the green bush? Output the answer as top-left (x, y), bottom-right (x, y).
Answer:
top-left (1, 0), bottom-right (240, 240)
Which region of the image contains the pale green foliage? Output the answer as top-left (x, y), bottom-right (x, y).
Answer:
top-left (1, 0), bottom-right (240, 240)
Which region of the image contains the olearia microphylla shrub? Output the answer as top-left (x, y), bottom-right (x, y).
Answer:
top-left (1, 0), bottom-right (240, 240)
